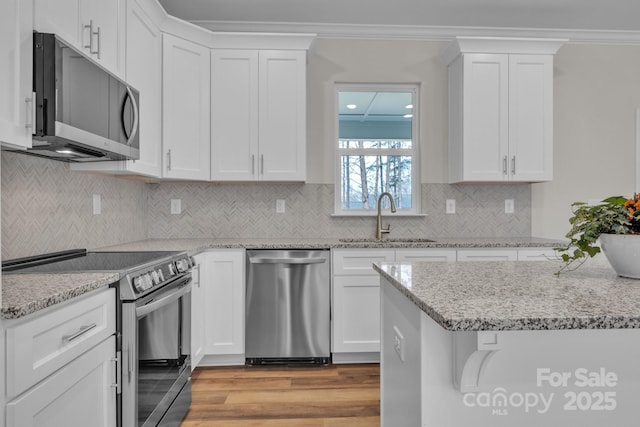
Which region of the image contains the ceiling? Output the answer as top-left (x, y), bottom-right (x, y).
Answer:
top-left (157, 0), bottom-right (640, 40)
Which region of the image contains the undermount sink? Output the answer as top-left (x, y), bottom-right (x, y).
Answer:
top-left (339, 238), bottom-right (436, 243)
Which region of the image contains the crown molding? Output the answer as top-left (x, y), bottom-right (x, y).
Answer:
top-left (190, 20), bottom-right (640, 46)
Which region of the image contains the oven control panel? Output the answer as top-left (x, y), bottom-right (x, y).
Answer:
top-left (125, 254), bottom-right (194, 300)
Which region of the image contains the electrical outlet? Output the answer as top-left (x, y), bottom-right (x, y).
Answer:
top-left (276, 199), bottom-right (285, 213)
top-left (170, 199), bottom-right (181, 215)
top-left (92, 194), bottom-right (101, 215)
top-left (505, 199), bottom-right (514, 214)
top-left (446, 199), bottom-right (456, 214)
top-left (393, 326), bottom-right (405, 362)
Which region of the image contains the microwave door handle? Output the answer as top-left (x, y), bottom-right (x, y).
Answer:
top-left (124, 86), bottom-right (139, 146)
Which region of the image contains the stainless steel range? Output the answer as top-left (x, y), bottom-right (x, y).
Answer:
top-left (3, 249), bottom-right (195, 427)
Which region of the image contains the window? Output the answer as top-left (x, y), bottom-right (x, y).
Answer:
top-left (335, 84), bottom-right (420, 215)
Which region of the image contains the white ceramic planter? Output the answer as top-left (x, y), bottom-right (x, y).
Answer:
top-left (600, 233), bottom-right (640, 279)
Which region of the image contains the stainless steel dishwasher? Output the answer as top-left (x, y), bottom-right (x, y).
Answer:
top-left (245, 249), bottom-right (330, 365)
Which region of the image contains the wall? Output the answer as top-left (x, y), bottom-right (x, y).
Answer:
top-left (306, 39), bottom-right (640, 239)
top-left (1, 152), bottom-right (148, 259)
top-left (532, 44), bottom-right (640, 238)
top-left (146, 182), bottom-right (530, 239)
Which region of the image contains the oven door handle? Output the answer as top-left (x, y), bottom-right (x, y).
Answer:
top-left (136, 280), bottom-right (191, 318)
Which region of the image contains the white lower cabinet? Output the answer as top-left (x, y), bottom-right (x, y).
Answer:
top-left (4, 288), bottom-right (116, 427)
top-left (332, 249), bottom-right (394, 363)
top-left (332, 246), bottom-right (553, 362)
top-left (195, 250), bottom-right (245, 366)
top-left (6, 336), bottom-right (116, 427)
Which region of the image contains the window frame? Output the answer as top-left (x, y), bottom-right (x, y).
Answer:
top-left (333, 83), bottom-right (421, 216)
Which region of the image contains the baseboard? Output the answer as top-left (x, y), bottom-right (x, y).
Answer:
top-left (197, 354), bottom-right (245, 367)
top-left (332, 352), bottom-right (380, 364)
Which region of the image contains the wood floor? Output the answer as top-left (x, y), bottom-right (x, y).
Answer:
top-left (180, 363), bottom-right (380, 427)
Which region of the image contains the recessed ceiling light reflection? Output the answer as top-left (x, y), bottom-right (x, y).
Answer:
top-left (403, 114), bottom-right (413, 118)
top-left (405, 104), bottom-right (413, 109)
top-left (346, 104), bottom-right (357, 109)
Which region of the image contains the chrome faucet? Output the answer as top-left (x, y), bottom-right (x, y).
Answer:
top-left (376, 192), bottom-right (397, 240)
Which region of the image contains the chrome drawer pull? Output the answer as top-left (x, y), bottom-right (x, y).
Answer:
top-left (62, 323), bottom-right (97, 343)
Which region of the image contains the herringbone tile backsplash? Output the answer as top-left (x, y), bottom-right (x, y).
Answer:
top-left (2, 152), bottom-right (531, 259)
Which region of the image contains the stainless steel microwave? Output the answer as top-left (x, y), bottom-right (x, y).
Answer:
top-left (27, 32), bottom-right (140, 162)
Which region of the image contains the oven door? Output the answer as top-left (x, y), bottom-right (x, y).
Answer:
top-left (121, 274), bottom-right (192, 427)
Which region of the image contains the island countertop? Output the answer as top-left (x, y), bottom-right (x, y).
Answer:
top-left (374, 258), bottom-right (640, 332)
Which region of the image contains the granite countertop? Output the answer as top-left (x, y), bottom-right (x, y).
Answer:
top-left (374, 257), bottom-right (640, 332)
top-left (1, 272), bottom-right (119, 320)
top-left (1, 236), bottom-right (563, 320)
top-left (95, 236), bottom-right (564, 255)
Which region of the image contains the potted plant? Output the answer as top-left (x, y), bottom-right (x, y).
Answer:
top-left (554, 193), bottom-right (640, 277)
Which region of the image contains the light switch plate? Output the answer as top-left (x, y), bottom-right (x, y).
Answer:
top-left (92, 194), bottom-right (101, 215)
top-left (446, 199), bottom-right (456, 214)
top-left (170, 199), bottom-right (181, 215)
top-left (505, 199), bottom-right (514, 214)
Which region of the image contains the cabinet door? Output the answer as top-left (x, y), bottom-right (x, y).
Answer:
top-left (0, 0), bottom-right (34, 149)
top-left (258, 50), bottom-right (307, 181)
top-left (332, 249), bottom-right (395, 275)
top-left (333, 276), bottom-right (381, 353)
top-left (162, 33), bottom-right (211, 180)
top-left (123, 1), bottom-right (161, 176)
top-left (34, 0), bottom-right (79, 48)
top-left (461, 54), bottom-right (509, 181)
top-left (508, 54), bottom-right (553, 182)
top-left (191, 254), bottom-right (206, 369)
top-left (210, 50), bottom-right (259, 181)
top-left (203, 250), bottom-right (245, 357)
top-left (79, 0), bottom-right (124, 76)
top-left (6, 336), bottom-right (116, 427)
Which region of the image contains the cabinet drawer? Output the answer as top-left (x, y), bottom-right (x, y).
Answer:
top-left (395, 249), bottom-right (457, 262)
top-left (456, 249), bottom-right (518, 261)
top-left (5, 288), bottom-right (115, 398)
top-left (517, 248), bottom-right (558, 261)
top-left (332, 249), bottom-right (395, 276)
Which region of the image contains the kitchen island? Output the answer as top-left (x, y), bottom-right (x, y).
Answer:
top-left (374, 258), bottom-right (640, 426)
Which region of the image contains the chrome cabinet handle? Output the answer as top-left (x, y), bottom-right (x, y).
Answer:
top-left (167, 149), bottom-right (172, 171)
top-left (260, 154), bottom-right (264, 175)
top-left (25, 92), bottom-right (35, 130)
top-left (251, 154), bottom-right (255, 175)
top-left (84, 20), bottom-right (100, 57)
top-left (62, 323), bottom-right (97, 343)
top-left (502, 156), bottom-right (508, 175)
top-left (111, 351), bottom-right (121, 394)
top-left (95, 26), bottom-right (101, 59)
top-left (83, 20), bottom-right (94, 51)
top-left (511, 156), bottom-right (516, 175)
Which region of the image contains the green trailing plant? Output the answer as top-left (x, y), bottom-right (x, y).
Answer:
top-left (554, 194), bottom-right (640, 276)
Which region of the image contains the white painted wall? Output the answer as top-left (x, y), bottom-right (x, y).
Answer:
top-left (306, 39), bottom-right (640, 239)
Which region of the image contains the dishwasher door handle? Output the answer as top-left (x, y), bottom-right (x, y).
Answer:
top-left (249, 257), bottom-right (327, 265)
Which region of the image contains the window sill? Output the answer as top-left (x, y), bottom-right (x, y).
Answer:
top-left (331, 213), bottom-right (427, 217)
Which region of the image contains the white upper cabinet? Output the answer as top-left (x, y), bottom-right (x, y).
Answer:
top-left (162, 33), bottom-right (211, 180)
top-left (210, 49), bottom-right (307, 181)
top-left (0, 0), bottom-right (34, 149)
top-left (34, 0), bottom-right (125, 77)
top-left (71, 0), bottom-right (163, 177)
top-left (445, 37), bottom-right (564, 183)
